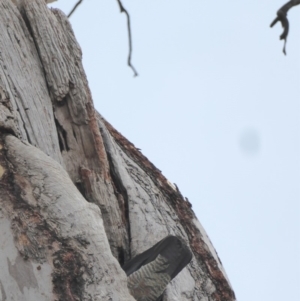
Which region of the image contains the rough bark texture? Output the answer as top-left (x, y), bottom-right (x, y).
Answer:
top-left (0, 0), bottom-right (236, 300)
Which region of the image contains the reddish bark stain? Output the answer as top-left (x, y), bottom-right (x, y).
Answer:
top-left (102, 118), bottom-right (236, 301)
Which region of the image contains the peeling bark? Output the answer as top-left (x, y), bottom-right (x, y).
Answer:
top-left (0, 0), bottom-right (236, 300)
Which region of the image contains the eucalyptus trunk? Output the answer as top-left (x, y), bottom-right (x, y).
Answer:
top-left (0, 1), bottom-right (235, 300)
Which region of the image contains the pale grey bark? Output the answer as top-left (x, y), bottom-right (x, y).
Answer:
top-left (1, 135), bottom-right (133, 301)
top-left (0, 0), bottom-right (236, 300)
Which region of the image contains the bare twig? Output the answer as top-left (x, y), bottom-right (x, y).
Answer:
top-left (270, 0), bottom-right (300, 55)
top-left (68, 0), bottom-right (83, 18)
top-left (116, 0), bottom-right (138, 77)
top-left (67, 0), bottom-right (138, 76)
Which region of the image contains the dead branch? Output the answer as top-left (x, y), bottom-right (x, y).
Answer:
top-left (116, 0), bottom-right (138, 77)
top-left (68, 0), bottom-right (138, 77)
top-left (270, 0), bottom-right (300, 55)
top-left (68, 0), bottom-right (83, 18)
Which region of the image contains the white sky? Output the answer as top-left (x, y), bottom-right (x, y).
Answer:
top-left (50, 1), bottom-right (300, 300)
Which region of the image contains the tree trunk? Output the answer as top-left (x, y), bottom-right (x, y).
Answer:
top-left (0, 1), bottom-right (236, 300)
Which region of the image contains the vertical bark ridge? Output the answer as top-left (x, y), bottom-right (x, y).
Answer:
top-left (21, 0), bottom-right (129, 259)
top-left (0, 0), bottom-right (63, 164)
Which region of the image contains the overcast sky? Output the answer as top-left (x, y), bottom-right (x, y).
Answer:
top-left (50, 1), bottom-right (299, 300)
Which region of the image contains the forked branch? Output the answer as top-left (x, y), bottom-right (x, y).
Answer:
top-left (270, 0), bottom-right (300, 55)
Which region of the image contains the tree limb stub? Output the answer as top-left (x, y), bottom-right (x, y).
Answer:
top-left (68, 0), bottom-right (138, 77)
top-left (270, 0), bottom-right (300, 55)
